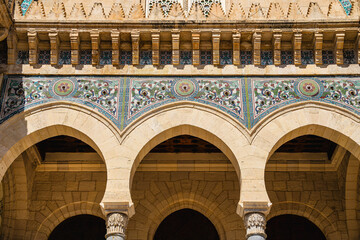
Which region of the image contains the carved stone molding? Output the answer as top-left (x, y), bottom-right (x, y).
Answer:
top-left (172, 29), bottom-right (180, 65)
top-left (49, 31), bottom-right (59, 65)
top-left (111, 30), bottom-right (120, 66)
top-left (314, 32), bottom-right (323, 65)
top-left (273, 31), bottom-right (282, 66)
top-left (70, 30), bottom-right (80, 65)
top-left (212, 30), bottom-right (221, 65)
top-left (192, 30), bottom-right (200, 65)
top-left (152, 30), bottom-right (160, 65)
top-left (90, 30), bottom-right (100, 65)
top-left (253, 31), bottom-right (261, 65)
top-left (293, 32), bottom-right (302, 65)
top-left (105, 212), bottom-right (128, 240)
top-left (244, 212), bottom-right (267, 239)
top-left (232, 31), bottom-right (241, 65)
top-left (27, 29), bottom-right (38, 65)
top-left (131, 31), bottom-right (140, 65)
top-left (335, 32), bottom-right (345, 65)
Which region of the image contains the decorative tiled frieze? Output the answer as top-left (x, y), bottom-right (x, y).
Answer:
top-left (3, 76), bottom-right (360, 130)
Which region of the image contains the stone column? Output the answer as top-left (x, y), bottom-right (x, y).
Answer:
top-left (105, 212), bottom-right (129, 240)
top-left (244, 212), bottom-right (267, 240)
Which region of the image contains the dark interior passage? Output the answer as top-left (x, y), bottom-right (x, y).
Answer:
top-left (48, 214), bottom-right (106, 240)
top-left (154, 208), bottom-right (220, 240)
top-left (266, 214), bottom-right (327, 240)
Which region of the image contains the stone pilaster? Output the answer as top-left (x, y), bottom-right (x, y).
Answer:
top-left (49, 31), bottom-right (59, 65)
top-left (192, 30), bottom-right (200, 66)
top-left (111, 30), bottom-right (120, 66)
top-left (90, 30), bottom-right (100, 65)
top-left (152, 30), bottom-right (160, 65)
top-left (7, 30), bottom-right (17, 65)
top-left (212, 30), bottom-right (221, 65)
top-left (335, 32), bottom-right (345, 65)
top-left (293, 32), bottom-right (302, 66)
top-left (70, 30), bottom-right (80, 65)
top-left (131, 31), bottom-right (140, 65)
top-left (172, 30), bottom-right (180, 65)
top-left (273, 31), bottom-right (282, 66)
top-left (253, 31), bottom-right (261, 66)
top-left (232, 31), bottom-right (241, 65)
top-left (105, 212), bottom-right (128, 240)
top-left (244, 212), bottom-right (267, 240)
top-left (27, 30), bottom-right (38, 65)
top-left (314, 32), bottom-right (323, 65)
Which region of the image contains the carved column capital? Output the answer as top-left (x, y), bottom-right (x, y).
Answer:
top-left (244, 212), bottom-right (267, 240)
top-left (105, 212), bottom-right (128, 240)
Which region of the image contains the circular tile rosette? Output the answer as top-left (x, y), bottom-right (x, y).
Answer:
top-left (295, 78), bottom-right (323, 99)
top-left (52, 79), bottom-right (76, 97)
top-left (172, 79), bottom-right (197, 98)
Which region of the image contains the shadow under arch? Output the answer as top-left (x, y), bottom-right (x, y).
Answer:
top-left (267, 202), bottom-right (339, 240)
top-left (251, 103), bottom-right (360, 165)
top-left (147, 199), bottom-right (227, 240)
top-left (0, 101), bottom-right (122, 182)
top-left (129, 124), bottom-right (241, 193)
top-left (34, 201), bottom-right (105, 240)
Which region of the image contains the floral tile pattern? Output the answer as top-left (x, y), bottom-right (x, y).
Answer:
top-left (200, 51), bottom-right (212, 65)
top-left (160, 51), bottom-right (172, 65)
top-left (261, 51), bottom-right (273, 65)
top-left (343, 50), bottom-right (356, 64)
top-left (3, 76), bottom-right (360, 130)
top-left (17, 51), bottom-right (29, 64)
top-left (220, 51), bottom-right (232, 65)
top-left (58, 50), bottom-right (71, 65)
top-left (100, 51), bottom-right (112, 65)
top-left (322, 50), bottom-right (335, 65)
top-left (38, 50), bottom-right (50, 64)
top-left (140, 51), bottom-right (152, 65)
top-left (281, 51), bottom-right (293, 65)
top-left (80, 50), bottom-right (92, 65)
top-left (180, 51), bottom-right (192, 65)
top-left (120, 51), bottom-right (132, 65)
top-left (240, 51), bottom-right (252, 65)
top-left (301, 50), bottom-right (314, 65)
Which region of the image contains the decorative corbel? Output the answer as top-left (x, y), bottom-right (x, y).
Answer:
top-left (90, 30), bottom-right (100, 65)
top-left (293, 32), bottom-right (302, 66)
top-left (28, 29), bottom-right (38, 65)
top-left (335, 32), bottom-right (345, 65)
top-left (111, 30), bottom-right (120, 66)
top-left (70, 30), bottom-right (80, 65)
top-left (232, 31), bottom-right (241, 65)
top-left (152, 30), bottom-right (160, 65)
top-left (49, 30), bottom-right (59, 65)
top-left (358, 31), bottom-right (360, 65)
top-left (212, 30), bottom-right (221, 65)
top-left (252, 31), bottom-right (261, 66)
top-left (192, 30), bottom-right (200, 66)
top-left (131, 31), bottom-right (140, 65)
top-left (314, 32), bottom-right (323, 65)
top-left (7, 30), bottom-right (18, 65)
top-left (273, 31), bottom-right (282, 66)
top-left (172, 29), bottom-right (180, 65)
